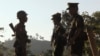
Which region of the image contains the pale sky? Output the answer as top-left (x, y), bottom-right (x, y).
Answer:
top-left (0, 0), bottom-right (100, 42)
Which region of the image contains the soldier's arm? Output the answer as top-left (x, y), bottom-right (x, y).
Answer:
top-left (75, 16), bottom-right (84, 38)
top-left (71, 28), bottom-right (83, 41)
top-left (69, 16), bottom-right (84, 43)
top-left (51, 32), bottom-right (55, 43)
top-left (51, 29), bottom-right (58, 46)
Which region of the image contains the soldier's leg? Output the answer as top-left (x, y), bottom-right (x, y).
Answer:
top-left (15, 47), bottom-right (22, 56)
top-left (22, 47), bottom-right (26, 56)
top-left (54, 46), bottom-right (64, 56)
top-left (54, 46), bottom-right (60, 56)
top-left (71, 54), bottom-right (79, 56)
top-left (15, 48), bottom-right (18, 56)
top-left (71, 42), bottom-right (84, 56)
top-left (20, 44), bottom-right (27, 56)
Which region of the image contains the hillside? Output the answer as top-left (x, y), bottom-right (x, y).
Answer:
top-left (3, 39), bottom-right (52, 55)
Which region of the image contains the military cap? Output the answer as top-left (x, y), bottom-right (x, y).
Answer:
top-left (67, 2), bottom-right (79, 10)
top-left (51, 13), bottom-right (61, 20)
top-left (17, 10), bottom-right (27, 18)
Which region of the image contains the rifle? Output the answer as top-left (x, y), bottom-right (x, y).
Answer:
top-left (9, 23), bottom-right (15, 36)
top-left (9, 23), bottom-right (31, 43)
top-left (87, 29), bottom-right (99, 56)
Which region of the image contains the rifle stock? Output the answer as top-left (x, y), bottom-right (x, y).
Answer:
top-left (9, 23), bottom-right (15, 32)
top-left (9, 23), bottom-right (15, 36)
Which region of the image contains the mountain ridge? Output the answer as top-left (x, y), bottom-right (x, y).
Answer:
top-left (3, 39), bottom-right (52, 54)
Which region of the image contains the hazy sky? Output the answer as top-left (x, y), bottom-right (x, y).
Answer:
top-left (0, 0), bottom-right (100, 42)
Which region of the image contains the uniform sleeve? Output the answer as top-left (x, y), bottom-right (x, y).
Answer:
top-left (76, 16), bottom-right (84, 29)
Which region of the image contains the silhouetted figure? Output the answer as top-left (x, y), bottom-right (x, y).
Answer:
top-left (66, 3), bottom-right (87, 56)
top-left (14, 10), bottom-right (31, 56)
top-left (51, 13), bottom-right (66, 56)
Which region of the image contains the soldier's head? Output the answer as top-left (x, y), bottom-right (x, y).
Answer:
top-left (51, 13), bottom-right (61, 25)
top-left (17, 10), bottom-right (28, 23)
top-left (67, 2), bottom-right (79, 15)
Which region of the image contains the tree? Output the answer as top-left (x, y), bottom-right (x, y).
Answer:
top-left (92, 11), bottom-right (100, 34)
top-left (82, 11), bottom-right (100, 56)
top-left (82, 11), bottom-right (100, 35)
top-left (92, 11), bottom-right (100, 19)
top-left (92, 11), bottom-right (100, 53)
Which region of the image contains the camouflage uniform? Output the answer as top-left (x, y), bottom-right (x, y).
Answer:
top-left (69, 14), bottom-right (87, 56)
top-left (51, 13), bottom-right (66, 56)
top-left (66, 3), bottom-right (88, 56)
top-left (54, 25), bottom-right (66, 56)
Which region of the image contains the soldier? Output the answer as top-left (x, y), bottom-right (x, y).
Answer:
top-left (51, 13), bottom-right (66, 56)
top-left (14, 10), bottom-right (30, 56)
top-left (66, 3), bottom-right (87, 56)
